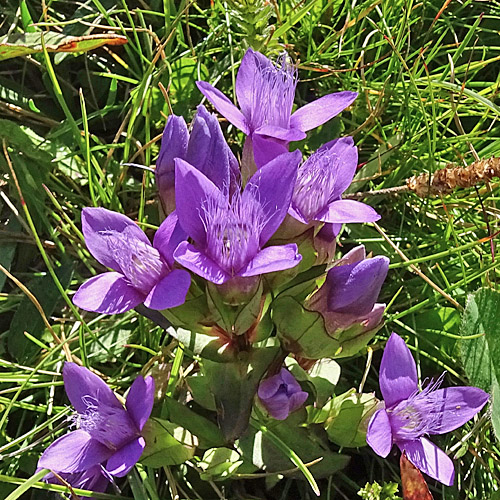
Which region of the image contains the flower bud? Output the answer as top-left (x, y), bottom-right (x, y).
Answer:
top-left (258, 368), bottom-right (308, 420)
top-left (272, 246), bottom-right (389, 359)
top-left (156, 115), bottom-right (189, 214)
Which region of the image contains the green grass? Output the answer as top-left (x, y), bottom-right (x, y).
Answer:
top-left (1, 0), bottom-right (500, 498)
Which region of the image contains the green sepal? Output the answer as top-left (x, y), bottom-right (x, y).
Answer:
top-left (141, 417), bottom-right (197, 467)
top-left (324, 391), bottom-right (379, 448)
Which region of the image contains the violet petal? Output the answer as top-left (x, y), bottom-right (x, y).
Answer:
top-left (366, 408), bottom-right (393, 458)
top-left (244, 150), bottom-right (301, 245)
top-left (73, 272), bottom-right (145, 315)
top-left (380, 333), bottom-right (419, 408)
top-left (63, 362), bottom-right (121, 413)
top-left (239, 244), bottom-right (301, 277)
top-left (153, 212), bottom-right (187, 267)
top-left (175, 158), bottom-right (227, 246)
top-left (251, 134), bottom-right (289, 169)
top-left (235, 48), bottom-right (257, 118)
top-left (196, 81), bottom-right (249, 134)
top-left (106, 436), bottom-right (145, 477)
top-left (289, 91), bottom-right (358, 132)
top-left (415, 386), bottom-right (489, 435)
top-left (144, 269), bottom-right (191, 310)
top-left (399, 437), bottom-right (455, 486)
top-left (174, 241), bottom-right (230, 284)
top-left (38, 430), bottom-right (112, 474)
top-left (316, 199), bottom-right (381, 224)
top-left (126, 376), bottom-right (155, 431)
top-left (254, 125), bottom-right (306, 142)
top-left (81, 208), bottom-right (150, 272)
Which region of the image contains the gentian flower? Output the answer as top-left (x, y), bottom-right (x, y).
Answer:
top-left (288, 137), bottom-right (380, 237)
top-left (173, 150), bottom-right (302, 285)
top-left (38, 363), bottom-right (155, 483)
top-left (156, 105), bottom-right (240, 213)
top-left (196, 48), bottom-right (357, 167)
top-left (258, 368), bottom-right (308, 420)
top-left (73, 208), bottom-right (191, 314)
top-left (366, 333), bottom-right (489, 486)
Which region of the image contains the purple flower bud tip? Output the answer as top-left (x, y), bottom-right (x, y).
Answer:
top-left (37, 362), bottom-right (156, 490)
top-left (197, 48), bottom-right (358, 167)
top-left (327, 254), bottom-right (390, 316)
top-left (156, 106), bottom-right (239, 213)
top-left (73, 208), bottom-right (191, 315)
top-left (366, 333), bottom-right (489, 486)
top-left (258, 368), bottom-right (308, 420)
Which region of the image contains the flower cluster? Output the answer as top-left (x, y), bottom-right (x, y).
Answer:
top-left (36, 48), bottom-right (489, 495)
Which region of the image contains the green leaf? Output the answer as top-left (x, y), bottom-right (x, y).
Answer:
top-left (459, 288), bottom-right (498, 440)
top-left (199, 447), bottom-right (244, 481)
top-left (141, 418), bottom-right (197, 467)
top-left (0, 32), bottom-right (127, 61)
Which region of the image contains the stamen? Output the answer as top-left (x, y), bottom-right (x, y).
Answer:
top-left (251, 52), bottom-right (297, 131)
top-left (293, 149), bottom-right (340, 221)
top-left (101, 227), bottom-right (167, 292)
top-left (202, 191), bottom-right (267, 276)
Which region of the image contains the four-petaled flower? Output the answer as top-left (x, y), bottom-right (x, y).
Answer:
top-left (73, 208), bottom-right (191, 314)
top-left (366, 333), bottom-right (489, 486)
top-left (156, 105), bottom-right (240, 214)
top-left (173, 151), bottom-right (303, 285)
top-left (38, 363), bottom-right (155, 487)
top-left (258, 368), bottom-right (308, 420)
top-left (197, 48), bottom-right (357, 167)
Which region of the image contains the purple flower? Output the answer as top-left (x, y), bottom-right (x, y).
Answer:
top-left (156, 105), bottom-right (240, 213)
top-left (366, 333), bottom-right (489, 486)
top-left (173, 150), bottom-right (302, 285)
top-left (308, 245), bottom-right (389, 333)
top-left (258, 368), bottom-right (308, 420)
top-left (196, 48), bottom-right (357, 167)
top-left (73, 208), bottom-right (191, 314)
top-left (38, 363), bottom-right (155, 483)
top-left (289, 137), bottom-right (380, 232)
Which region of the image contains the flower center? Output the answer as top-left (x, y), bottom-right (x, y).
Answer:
top-left (77, 396), bottom-right (139, 450)
top-left (251, 52), bottom-right (297, 131)
top-left (105, 227), bottom-right (167, 292)
top-left (292, 149), bottom-right (339, 221)
top-left (202, 192), bottom-right (266, 276)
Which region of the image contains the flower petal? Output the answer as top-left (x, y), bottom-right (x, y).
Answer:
top-left (156, 114), bottom-right (189, 178)
top-left (288, 390), bottom-right (309, 413)
top-left (244, 150), bottom-right (301, 245)
top-left (290, 91), bottom-right (358, 132)
top-left (318, 137), bottom-right (358, 199)
top-left (260, 390), bottom-right (292, 420)
top-left (73, 272), bottom-right (145, 315)
top-left (235, 48), bottom-right (258, 118)
top-left (153, 212), bottom-right (186, 267)
top-left (175, 158), bottom-right (227, 246)
top-left (174, 241), bottom-right (230, 284)
top-left (38, 430), bottom-right (112, 473)
top-left (366, 408), bottom-right (393, 458)
top-left (251, 133), bottom-right (290, 169)
top-left (239, 244), bottom-right (302, 277)
top-left (144, 269), bottom-right (191, 310)
top-left (126, 376), bottom-right (155, 431)
top-left (81, 208), bottom-right (150, 272)
top-left (400, 438), bottom-right (455, 486)
top-left (63, 362), bottom-right (122, 413)
top-left (186, 105), bottom-right (232, 195)
top-left (416, 386), bottom-right (489, 435)
top-left (106, 437), bottom-right (145, 477)
top-left (255, 125), bottom-right (306, 142)
top-left (196, 81), bottom-right (249, 134)
top-left (316, 199), bottom-right (381, 224)
top-left (380, 333), bottom-right (419, 408)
